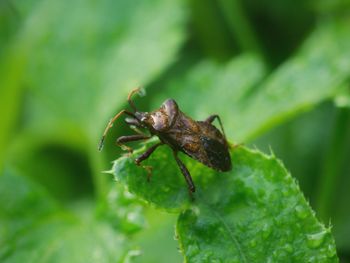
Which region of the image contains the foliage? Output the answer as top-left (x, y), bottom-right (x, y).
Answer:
top-left (0, 170), bottom-right (138, 262)
top-left (1, 0), bottom-right (350, 262)
top-left (114, 145), bottom-right (337, 262)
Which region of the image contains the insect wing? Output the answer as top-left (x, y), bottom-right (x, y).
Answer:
top-left (200, 136), bottom-right (231, 171)
top-left (179, 132), bottom-right (232, 172)
top-left (165, 113), bottom-right (232, 172)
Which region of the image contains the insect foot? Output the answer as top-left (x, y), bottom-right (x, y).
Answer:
top-left (135, 162), bottom-right (153, 182)
top-left (99, 88), bottom-right (232, 197)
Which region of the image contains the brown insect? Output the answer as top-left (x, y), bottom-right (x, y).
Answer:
top-left (98, 88), bottom-right (232, 197)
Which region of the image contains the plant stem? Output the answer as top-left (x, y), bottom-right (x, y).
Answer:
top-left (188, 0), bottom-right (236, 60)
top-left (315, 107), bottom-right (350, 222)
top-left (218, 0), bottom-right (263, 57)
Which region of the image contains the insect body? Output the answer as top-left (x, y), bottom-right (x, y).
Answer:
top-left (99, 88), bottom-right (232, 196)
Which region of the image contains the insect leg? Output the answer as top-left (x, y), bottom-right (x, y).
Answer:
top-left (125, 117), bottom-right (141, 127)
top-left (125, 117), bottom-right (148, 136)
top-left (135, 142), bottom-right (163, 181)
top-left (135, 142), bottom-right (163, 164)
top-left (173, 151), bottom-right (196, 196)
top-left (116, 134), bottom-right (151, 153)
top-left (205, 114), bottom-right (227, 140)
top-left (130, 125), bottom-right (147, 136)
top-left (127, 87), bottom-right (144, 112)
top-left (98, 109), bottom-right (138, 151)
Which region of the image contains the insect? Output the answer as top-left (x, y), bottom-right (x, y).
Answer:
top-left (98, 88), bottom-right (232, 197)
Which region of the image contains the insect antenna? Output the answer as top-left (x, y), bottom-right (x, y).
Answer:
top-left (98, 109), bottom-right (137, 151)
top-left (127, 87), bottom-right (145, 112)
top-left (215, 116), bottom-right (227, 141)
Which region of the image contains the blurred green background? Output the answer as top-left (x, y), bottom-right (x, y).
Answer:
top-left (1, 0), bottom-right (350, 262)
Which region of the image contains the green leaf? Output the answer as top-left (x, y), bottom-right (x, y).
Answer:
top-left (1, 0), bottom-right (186, 139)
top-left (315, 0), bottom-right (350, 13)
top-left (150, 17), bottom-right (350, 143)
top-left (235, 17), bottom-right (350, 141)
top-left (150, 53), bottom-right (266, 127)
top-left (112, 145), bottom-right (338, 261)
top-left (0, 170), bottom-right (136, 263)
top-left (98, 183), bottom-right (146, 235)
top-left (177, 147), bottom-right (338, 262)
top-left (0, 0), bottom-right (186, 202)
top-left (112, 140), bottom-right (190, 211)
top-left (334, 85), bottom-right (350, 108)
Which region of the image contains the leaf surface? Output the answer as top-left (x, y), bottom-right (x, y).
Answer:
top-left (112, 144), bottom-right (338, 261)
top-left (177, 147), bottom-right (338, 262)
top-left (150, 17), bottom-right (350, 142)
top-left (0, 171), bottom-right (135, 263)
top-left (0, 0), bottom-right (186, 140)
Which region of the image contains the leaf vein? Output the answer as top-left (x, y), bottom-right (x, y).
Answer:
top-left (208, 204), bottom-right (248, 263)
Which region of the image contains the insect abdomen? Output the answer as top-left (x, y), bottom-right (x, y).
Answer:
top-left (200, 136), bottom-right (231, 172)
